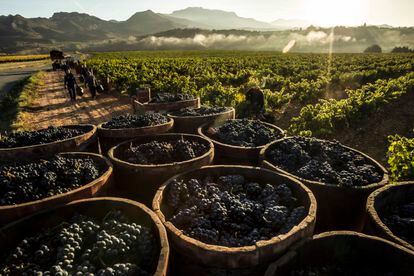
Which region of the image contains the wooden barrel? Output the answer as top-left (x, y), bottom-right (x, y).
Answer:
top-left (97, 118), bottom-right (174, 155)
top-left (0, 197), bottom-right (169, 276)
top-left (0, 124), bottom-right (98, 162)
top-left (133, 97), bottom-right (201, 114)
top-left (264, 231), bottom-right (414, 276)
top-left (0, 152), bottom-right (113, 226)
top-left (168, 107), bottom-right (235, 134)
top-left (108, 133), bottom-right (214, 206)
top-left (261, 137), bottom-right (389, 232)
top-left (153, 166), bottom-right (316, 271)
top-left (198, 120), bottom-right (285, 166)
top-left (365, 181), bottom-right (414, 252)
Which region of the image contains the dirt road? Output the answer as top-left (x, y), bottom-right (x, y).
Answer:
top-left (21, 70), bottom-right (133, 130)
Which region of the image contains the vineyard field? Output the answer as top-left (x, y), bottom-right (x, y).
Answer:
top-left (86, 51), bottom-right (414, 171)
top-left (0, 54), bottom-right (49, 64)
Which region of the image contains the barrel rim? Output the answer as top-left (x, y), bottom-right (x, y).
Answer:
top-left (0, 197), bottom-right (169, 276)
top-left (0, 124), bottom-right (96, 152)
top-left (264, 230), bottom-right (414, 276)
top-left (153, 165), bottom-right (317, 253)
top-left (108, 133), bottom-right (214, 169)
top-left (260, 136), bottom-right (389, 190)
top-left (135, 97), bottom-right (200, 107)
top-left (366, 181), bottom-right (414, 252)
top-left (0, 152), bottom-right (113, 211)
top-left (198, 119), bottom-right (286, 150)
top-left (167, 107), bottom-right (235, 120)
top-left (97, 117), bottom-right (174, 132)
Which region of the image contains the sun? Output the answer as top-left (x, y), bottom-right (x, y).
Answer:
top-left (305, 0), bottom-right (369, 26)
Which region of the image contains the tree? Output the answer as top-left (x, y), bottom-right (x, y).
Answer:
top-left (364, 44), bottom-right (382, 53)
top-left (391, 46), bottom-right (414, 53)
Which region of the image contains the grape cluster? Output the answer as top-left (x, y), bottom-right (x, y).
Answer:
top-left (0, 156), bottom-right (101, 205)
top-left (0, 126), bottom-right (87, 148)
top-left (122, 137), bottom-right (209, 165)
top-left (382, 197), bottom-right (414, 246)
top-left (171, 106), bottom-right (230, 117)
top-left (102, 113), bottom-right (169, 129)
top-left (167, 174), bottom-right (306, 247)
top-left (211, 119), bottom-right (283, 147)
top-left (289, 265), bottom-right (395, 276)
top-left (267, 137), bottom-right (383, 187)
top-left (149, 93), bottom-right (195, 103)
top-left (0, 211), bottom-right (157, 276)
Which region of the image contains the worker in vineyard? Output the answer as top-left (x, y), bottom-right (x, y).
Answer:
top-left (80, 65), bottom-right (88, 88)
top-left (244, 87), bottom-right (265, 119)
top-left (64, 69), bottom-right (77, 102)
top-left (86, 70), bottom-right (97, 99)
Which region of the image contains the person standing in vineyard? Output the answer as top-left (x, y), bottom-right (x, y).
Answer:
top-left (86, 71), bottom-right (97, 99)
top-left (64, 70), bottom-right (77, 102)
top-left (244, 87), bottom-right (265, 119)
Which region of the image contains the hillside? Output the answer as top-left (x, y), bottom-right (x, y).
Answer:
top-left (169, 7), bottom-right (274, 30)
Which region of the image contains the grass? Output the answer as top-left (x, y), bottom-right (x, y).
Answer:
top-left (0, 54), bottom-right (49, 64)
top-left (0, 71), bottom-right (45, 132)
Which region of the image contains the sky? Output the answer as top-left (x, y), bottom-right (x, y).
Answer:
top-left (0, 0), bottom-right (413, 27)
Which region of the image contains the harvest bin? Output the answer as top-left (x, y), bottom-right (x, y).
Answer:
top-left (264, 231), bottom-right (414, 276)
top-left (108, 133), bottom-right (214, 206)
top-left (0, 152), bottom-right (113, 226)
top-left (0, 124), bottom-right (98, 162)
top-left (365, 181), bottom-right (414, 252)
top-left (133, 97), bottom-right (200, 114)
top-left (198, 120), bottom-right (285, 166)
top-left (260, 137), bottom-right (389, 232)
top-left (0, 197), bottom-right (169, 276)
top-left (153, 166), bottom-right (316, 273)
top-left (97, 118), bottom-right (174, 155)
top-left (167, 107), bottom-right (235, 134)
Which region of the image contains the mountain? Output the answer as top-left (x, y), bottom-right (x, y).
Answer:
top-left (123, 10), bottom-right (186, 35)
top-left (0, 10), bottom-right (189, 51)
top-left (169, 7), bottom-right (274, 30)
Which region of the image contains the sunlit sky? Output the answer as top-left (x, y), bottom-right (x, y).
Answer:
top-left (0, 0), bottom-right (413, 27)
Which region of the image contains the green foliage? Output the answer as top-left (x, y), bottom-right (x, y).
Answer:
top-left (387, 133), bottom-right (414, 181)
top-left (290, 72), bottom-right (414, 137)
top-left (87, 52), bottom-right (413, 111)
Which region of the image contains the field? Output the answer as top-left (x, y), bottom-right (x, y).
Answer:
top-left (0, 54), bottom-right (49, 64)
top-left (87, 51), bottom-right (414, 176)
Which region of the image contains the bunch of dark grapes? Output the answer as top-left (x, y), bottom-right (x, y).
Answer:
top-left (289, 265), bottom-right (395, 276)
top-left (102, 113), bottom-right (169, 129)
top-left (167, 174), bottom-right (307, 247)
top-left (149, 93), bottom-right (195, 103)
top-left (267, 136), bottom-right (383, 187)
top-left (381, 195), bottom-right (414, 246)
top-left (211, 119), bottom-right (283, 147)
top-left (0, 210), bottom-right (157, 276)
top-left (0, 126), bottom-right (87, 148)
top-left (0, 155), bottom-right (101, 205)
top-left (171, 106), bottom-right (230, 117)
top-left (123, 137), bottom-right (208, 165)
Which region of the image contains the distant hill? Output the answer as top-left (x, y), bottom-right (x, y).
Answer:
top-left (123, 10), bottom-right (186, 34)
top-left (169, 7), bottom-right (274, 30)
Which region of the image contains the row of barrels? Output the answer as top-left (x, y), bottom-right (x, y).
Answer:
top-left (0, 104), bottom-right (413, 275)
